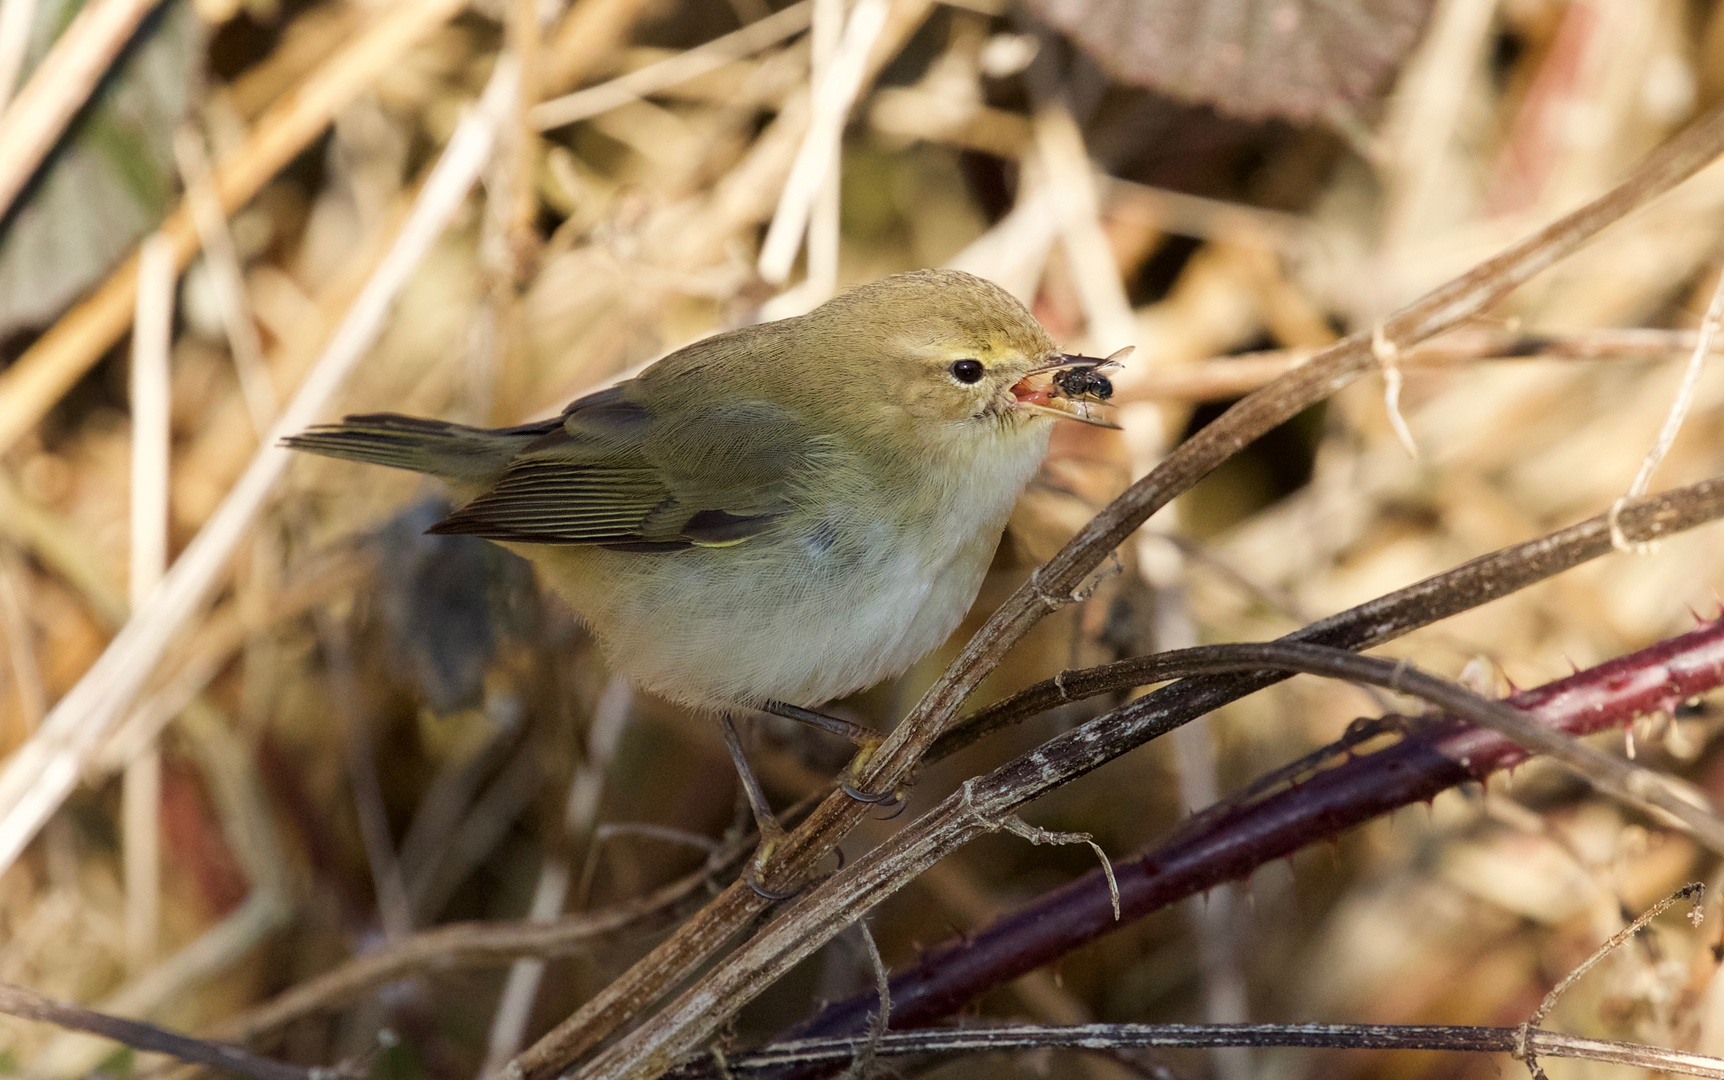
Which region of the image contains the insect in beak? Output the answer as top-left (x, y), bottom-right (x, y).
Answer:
top-left (1009, 346), bottom-right (1131, 428)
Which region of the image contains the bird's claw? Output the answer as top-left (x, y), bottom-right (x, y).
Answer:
top-left (840, 779), bottom-right (908, 819)
top-left (744, 870), bottom-right (800, 901)
top-left (742, 829), bottom-right (801, 901)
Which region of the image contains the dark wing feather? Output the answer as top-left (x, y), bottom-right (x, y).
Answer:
top-left (429, 387), bottom-right (819, 549)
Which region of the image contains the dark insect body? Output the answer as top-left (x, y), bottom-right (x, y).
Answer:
top-left (1052, 365), bottom-right (1115, 401)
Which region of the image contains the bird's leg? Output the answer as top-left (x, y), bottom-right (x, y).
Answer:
top-left (719, 713), bottom-right (796, 899)
top-left (759, 701), bottom-right (903, 810)
top-left (759, 700), bottom-right (879, 746)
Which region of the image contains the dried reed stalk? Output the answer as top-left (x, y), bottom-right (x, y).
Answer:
top-left (0, 0), bottom-right (36, 113)
top-left (121, 232), bottom-right (175, 972)
top-left (0, 0), bottom-right (165, 219)
top-left (0, 59), bottom-right (519, 881)
top-left (175, 127), bottom-right (277, 434)
top-left (531, 0), bottom-right (813, 132)
top-left (0, 0), bottom-right (467, 457)
top-left (756, 0), bottom-right (888, 284)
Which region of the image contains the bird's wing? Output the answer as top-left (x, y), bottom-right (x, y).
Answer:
top-left (428, 386), bottom-right (821, 550)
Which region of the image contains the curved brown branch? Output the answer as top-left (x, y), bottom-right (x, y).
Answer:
top-left (693, 1014), bottom-right (1724, 1076)
top-left (937, 476), bottom-right (1724, 762)
top-left (0, 983), bottom-right (318, 1080)
top-left (1121, 326), bottom-right (1724, 403)
top-left (684, 1022), bottom-right (1724, 1079)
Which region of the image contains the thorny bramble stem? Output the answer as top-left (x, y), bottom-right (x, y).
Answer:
top-left (753, 618), bottom-right (1724, 1070)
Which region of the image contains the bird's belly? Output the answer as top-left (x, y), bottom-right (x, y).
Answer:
top-left (528, 522), bottom-right (999, 710)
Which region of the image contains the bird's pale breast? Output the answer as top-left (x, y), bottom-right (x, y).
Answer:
top-left (519, 423), bottom-right (1050, 711)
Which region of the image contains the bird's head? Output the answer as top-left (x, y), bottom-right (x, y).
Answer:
top-left (801, 269), bottom-right (1122, 448)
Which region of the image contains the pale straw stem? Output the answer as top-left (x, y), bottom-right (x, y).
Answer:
top-left (944, 177), bottom-right (1059, 303)
top-left (122, 233), bottom-right (175, 972)
top-left (756, 0), bottom-right (887, 285)
top-left (1628, 266), bottom-right (1724, 499)
top-left (803, 0), bottom-right (844, 299)
top-left (531, 0), bottom-right (812, 132)
top-left (1031, 99), bottom-right (1136, 350)
top-left (0, 0), bottom-right (37, 115)
top-left (0, 0), bottom-right (165, 219)
top-left (175, 127), bottom-right (278, 436)
top-left (0, 59), bottom-right (519, 882)
top-left (0, 0), bottom-right (468, 459)
top-left (478, 678), bottom-right (633, 1079)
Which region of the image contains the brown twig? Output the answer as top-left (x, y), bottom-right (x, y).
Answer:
top-left (522, 96), bottom-right (1724, 1080)
top-left (0, 983), bottom-right (317, 1080)
top-left (944, 640), bottom-right (1724, 847)
top-left (1528, 883), bottom-right (1706, 1032)
top-left (208, 796), bottom-right (821, 1047)
top-left (672, 1022), bottom-right (1724, 1079)
top-left (1121, 327), bottom-right (1724, 403)
top-left (1514, 883), bottom-right (1708, 1079)
top-left (938, 478), bottom-right (1724, 760)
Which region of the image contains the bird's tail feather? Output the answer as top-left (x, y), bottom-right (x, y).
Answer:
top-left (283, 412), bottom-right (558, 483)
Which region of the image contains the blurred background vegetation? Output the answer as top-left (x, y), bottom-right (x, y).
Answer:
top-left (0, 0), bottom-right (1722, 1077)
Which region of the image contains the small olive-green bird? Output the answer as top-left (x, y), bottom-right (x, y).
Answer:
top-left (288, 269), bottom-right (1118, 865)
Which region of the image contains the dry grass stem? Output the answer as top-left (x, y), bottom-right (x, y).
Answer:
top-left (31, 697), bottom-right (293, 1077)
top-left (208, 798), bottom-right (813, 1048)
top-left (1528, 882), bottom-right (1706, 1031)
top-left (174, 128), bottom-right (277, 436)
top-left (0, 0), bottom-right (468, 457)
top-left (0, 0), bottom-right (36, 114)
top-left (0, 982), bottom-right (316, 1080)
top-left (756, 0), bottom-right (888, 284)
top-left (0, 0), bottom-right (165, 219)
top-left (0, 59), bottom-right (518, 880)
top-left (531, 0), bottom-right (813, 132)
top-left (320, 611), bottom-right (414, 941)
top-left (120, 232), bottom-right (175, 973)
top-left (1628, 269), bottom-right (1724, 499)
top-left (1031, 100), bottom-right (1135, 350)
top-left (684, 1022), bottom-right (1724, 1078)
top-left (477, 678), bottom-right (634, 1077)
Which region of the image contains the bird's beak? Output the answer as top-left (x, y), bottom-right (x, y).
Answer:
top-left (1008, 347), bottom-right (1131, 429)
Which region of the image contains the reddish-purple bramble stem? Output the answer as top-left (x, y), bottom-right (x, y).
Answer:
top-left (759, 618), bottom-right (1724, 1072)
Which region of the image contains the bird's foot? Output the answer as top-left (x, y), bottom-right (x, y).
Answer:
top-left (742, 818), bottom-right (801, 900)
top-left (759, 700), bottom-right (879, 746)
top-left (840, 780), bottom-right (909, 819)
top-left (721, 712), bottom-right (805, 900)
top-left (839, 739), bottom-right (908, 819)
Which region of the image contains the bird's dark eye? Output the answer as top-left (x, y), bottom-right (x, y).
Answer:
top-left (950, 359), bottom-right (984, 384)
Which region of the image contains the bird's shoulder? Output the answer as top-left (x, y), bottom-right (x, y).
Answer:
top-left (430, 371), bottom-right (843, 550)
